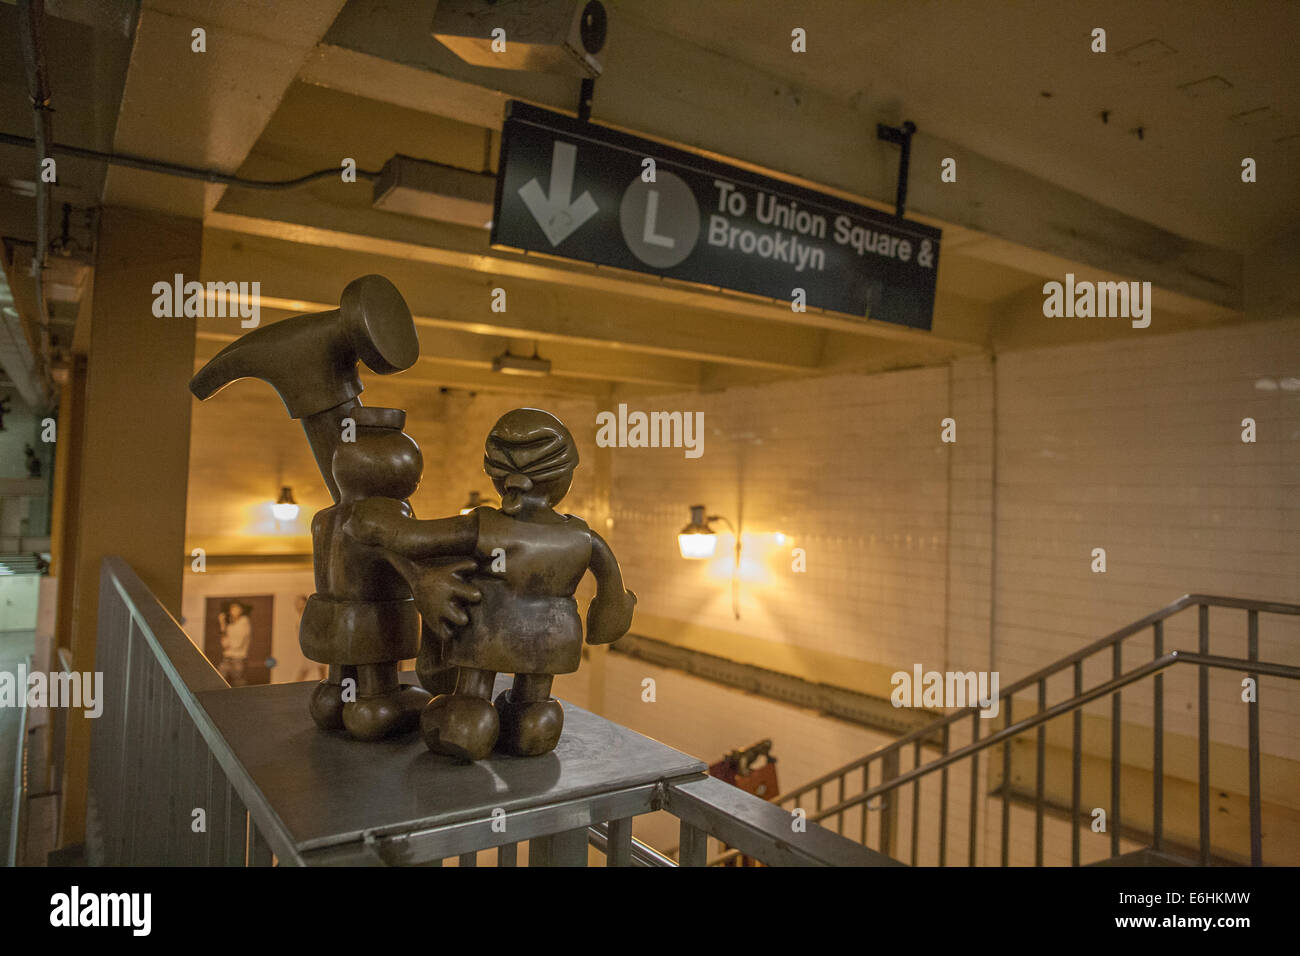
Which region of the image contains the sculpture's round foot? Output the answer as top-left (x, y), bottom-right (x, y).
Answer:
top-left (420, 693), bottom-right (499, 762)
top-left (343, 690), bottom-right (416, 741)
top-left (494, 691), bottom-right (564, 757)
top-left (308, 680), bottom-right (346, 731)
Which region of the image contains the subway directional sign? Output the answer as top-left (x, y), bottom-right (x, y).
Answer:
top-left (491, 101), bottom-right (941, 329)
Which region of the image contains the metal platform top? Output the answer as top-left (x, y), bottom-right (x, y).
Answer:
top-left (196, 675), bottom-right (707, 858)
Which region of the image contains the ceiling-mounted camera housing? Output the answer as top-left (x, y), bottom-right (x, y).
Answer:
top-left (432, 0), bottom-right (607, 78)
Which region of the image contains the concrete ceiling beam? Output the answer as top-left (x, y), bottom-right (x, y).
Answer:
top-left (304, 0), bottom-right (1242, 311)
top-left (199, 227), bottom-right (829, 373)
top-left (102, 0), bottom-right (349, 217)
top-left (194, 308), bottom-right (705, 390)
top-left (192, 340), bottom-right (618, 401)
top-left (209, 184), bottom-right (975, 350)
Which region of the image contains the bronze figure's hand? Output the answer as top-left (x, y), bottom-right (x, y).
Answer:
top-left (410, 558), bottom-right (482, 633)
top-left (586, 588), bottom-right (637, 645)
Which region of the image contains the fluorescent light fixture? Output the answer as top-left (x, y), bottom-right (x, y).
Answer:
top-left (492, 350), bottom-right (552, 376)
top-left (2, 179), bottom-right (36, 198)
top-left (372, 155), bottom-right (496, 229)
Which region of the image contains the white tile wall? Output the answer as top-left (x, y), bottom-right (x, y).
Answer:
top-left (607, 368), bottom-right (955, 675)
top-left (588, 317), bottom-right (1299, 860)
top-left (994, 318), bottom-right (1300, 761)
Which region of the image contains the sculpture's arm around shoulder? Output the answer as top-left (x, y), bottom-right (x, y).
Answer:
top-left (585, 529), bottom-right (637, 645)
top-left (344, 498), bottom-right (479, 559)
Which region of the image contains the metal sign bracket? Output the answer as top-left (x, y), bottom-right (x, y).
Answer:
top-left (876, 120), bottom-right (917, 219)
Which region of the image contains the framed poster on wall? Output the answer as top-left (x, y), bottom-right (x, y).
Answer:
top-left (203, 595), bottom-right (274, 687)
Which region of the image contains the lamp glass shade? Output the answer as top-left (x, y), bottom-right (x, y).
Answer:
top-left (272, 486), bottom-right (300, 522)
top-left (678, 531), bottom-right (717, 560)
top-left (679, 504), bottom-right (716, 559)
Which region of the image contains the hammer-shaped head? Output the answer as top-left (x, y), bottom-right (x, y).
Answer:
top-left (189, 275), bottom-right (419, 419)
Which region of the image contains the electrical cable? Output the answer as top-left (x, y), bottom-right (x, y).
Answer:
top-left (0, 131), bottom-right (381, 190)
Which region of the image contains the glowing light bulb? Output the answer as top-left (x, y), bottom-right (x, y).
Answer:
top-left (272, 486), bottom-right (299, 523)
top-left (678, 532), bottom-right (717, 560)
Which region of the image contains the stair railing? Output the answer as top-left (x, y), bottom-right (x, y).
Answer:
top-left (768, 595), bottom-right (1300, 867)
top-left (89, 555), bottom-right (895, 867)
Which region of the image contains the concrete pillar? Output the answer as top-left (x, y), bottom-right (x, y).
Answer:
top-left (50, 355), bottom-right (85, 647)
top-left (59, 207), bottom-right (200, 845)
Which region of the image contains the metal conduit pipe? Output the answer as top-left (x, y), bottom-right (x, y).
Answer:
top-left (0, 132), bottom-right (383, 191)
top-left (15, 0), bottom-right (57, 409)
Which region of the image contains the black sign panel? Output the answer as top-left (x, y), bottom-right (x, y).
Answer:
top-left (492, 102), bottom-right (941, 329)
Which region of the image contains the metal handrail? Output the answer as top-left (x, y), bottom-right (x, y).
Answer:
top-left (91, 556), bottom-right (304, 865)
top-left (101, 553), bottom-right (1292, 868)
top-left (93, 556), bottom-right (892, 867)
top-left (6, 654), bottom-right (31, 867)
top-left (666, 774), bottom-right (904, 867)
top-left (587, 821), bottom-right (676, 866)
top-left (810, 651), bottom-right (1300, 821)
top-left (708, 651), bottom-right (1298, 867)
top-left (775, 593), bottom-right (1300, 807)
top-left (769, 593), bottom-right (1300, 867)
top-left (780, 590), bottom-right (1300, 868)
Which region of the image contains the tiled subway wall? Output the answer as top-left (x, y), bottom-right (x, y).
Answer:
top-left (604, 317), bottom-right (1300, 768)
top-left (993, 318), bottom-right (1300, 764)
top-left (606, 367), bottom-right (957, 673)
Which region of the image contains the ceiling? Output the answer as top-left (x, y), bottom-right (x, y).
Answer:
top-left (0, 0), bottom-right (1289, 408)
top-left (638, 0), bottom-right (1300, 252)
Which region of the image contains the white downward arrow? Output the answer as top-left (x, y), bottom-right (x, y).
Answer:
top-left (517, 141), bottom-right (599, 246)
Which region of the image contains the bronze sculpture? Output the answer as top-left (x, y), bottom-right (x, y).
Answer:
top-left (346, 408), bottom-right (637, 760)
top-left (188, 276), bottom-right (636, 759)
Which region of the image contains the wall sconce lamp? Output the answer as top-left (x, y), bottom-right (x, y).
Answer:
top-left (271, 486), bottom-right (300, 523)
top-left (677, 504), bottom-right (718, 559)
top-left (678, 504), bottom-right (742, 619)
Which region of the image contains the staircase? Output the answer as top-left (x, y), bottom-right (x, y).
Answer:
top-left (716, 595), bottom-right (1300, 866)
